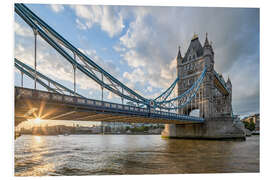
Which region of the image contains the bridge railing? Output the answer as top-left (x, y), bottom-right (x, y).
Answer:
top-left (15, 87), bottom-right (204, 122)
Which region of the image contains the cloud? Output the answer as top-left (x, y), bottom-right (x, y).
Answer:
top-left (78, 48), bottom-right (120, 79)
top-left (14, 35), bottom-right (120, 97)
top-left (122, 50), bottom-right (147, 68)
top-left (14, 5), bottom-right (259, 116)
top-left (14, 21), bottom-right (32, 37)
top-left (50, 4), bottom-right (64, 13)
top-left (123, 68), bottom-right (145, 85)
top-left (146, 86), bottom-right (153, 92)
top-left (115, 6), bottom-right (259, 115)
top-left (70, 5), bottom-right (125, 37)
top-left (113, 44), bottom-right (126, 52)
top-left (75, 19), bottom-right (87, 30)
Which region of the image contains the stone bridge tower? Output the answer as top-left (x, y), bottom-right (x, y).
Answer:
top-left (162, 33), bottom-right (245, 140)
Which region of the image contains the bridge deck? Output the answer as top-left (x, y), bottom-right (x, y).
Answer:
top-left (15, 87), bottom-right (204, 125)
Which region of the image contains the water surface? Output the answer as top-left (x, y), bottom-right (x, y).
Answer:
top-left (15, 135), bottom-right (259, 176)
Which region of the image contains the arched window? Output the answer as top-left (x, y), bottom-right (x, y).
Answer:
top-left (190, 78), bottom-right (193, 85)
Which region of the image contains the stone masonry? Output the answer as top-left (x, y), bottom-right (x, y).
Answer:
top-left (162, 34), bottom-right (245, 140)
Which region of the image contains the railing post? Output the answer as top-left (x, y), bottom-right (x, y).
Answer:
top-left (199, 88), bottom-right (200, 117)
top-left (191, 96), bottom-right (192, 113)
top-left (73, 52), bottom-right (76, 94)
top-left (101, 74), bottom-right (104, 101)
top-left (34, 29), bottom-right (38, 90)
top-left (202, 86), bottom-right (204, 117)
top-left (121, 87), bottom-right (124, 105)
top-left (21, 71), bottom-right (23, 87)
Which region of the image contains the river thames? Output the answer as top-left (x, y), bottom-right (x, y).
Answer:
top-left (14, 135), bottom-right (259, 176)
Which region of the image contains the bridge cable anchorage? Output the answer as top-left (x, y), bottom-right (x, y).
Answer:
top-left (15, 3), bottom-right (149, 106)
top-left (15, 58), bottom-right (85, 98)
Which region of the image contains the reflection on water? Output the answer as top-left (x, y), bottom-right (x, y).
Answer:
top-left (34, 136), bottom-right (42, 143)
top-left (15, 135), bottom-right (259, 176)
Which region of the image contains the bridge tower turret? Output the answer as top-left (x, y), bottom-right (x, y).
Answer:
top-left (203, 32), bottom-right (214, 71)
top-left (162, 33), bottom-right (245, 140)
top-left (176, 45), bottom-right (182, 83)
top-left (201, 33), bottom-right (215, 118)
top-left (226, 77), bottom-right (233, 114)
top-left (176, 33), bottom-right (216, 118)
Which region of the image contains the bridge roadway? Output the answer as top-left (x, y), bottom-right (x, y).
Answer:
top-left (15, 87), bottom-right (204, 126)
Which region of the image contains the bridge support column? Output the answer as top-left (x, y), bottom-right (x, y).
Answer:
top-left (161, 117), bottom-right (246, 140)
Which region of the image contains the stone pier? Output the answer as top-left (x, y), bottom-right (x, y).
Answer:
top-left (161, 34), bottom-right (246, 140)
top-left (162, 117), bottom-right (246, 140)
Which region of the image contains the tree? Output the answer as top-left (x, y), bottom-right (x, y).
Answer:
top-left (243, 121), bottom-right (255, 131)
top-left (248, 121), bottom-right (255, 131)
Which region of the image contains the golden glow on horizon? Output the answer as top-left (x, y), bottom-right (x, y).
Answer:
top-left (33, 117), bottom-right (42, 124)
top-left (34, 136), bottom-right (42, 143)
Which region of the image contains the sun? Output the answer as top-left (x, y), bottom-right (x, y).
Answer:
top-left (33, 117), bottom-right (42, 124)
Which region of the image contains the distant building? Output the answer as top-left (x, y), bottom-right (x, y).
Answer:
top-left (90, 126), bottom-right (102, 134)
top-left (101, 121), bottom-right (160, 133)
top-left (242, 113), bottom-right (260, 131)
top-left (101, 121), bottom-right (131, 133)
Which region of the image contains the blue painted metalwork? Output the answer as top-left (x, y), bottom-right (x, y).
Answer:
top-left (15, 5), bottom-right (143, 105)
top-left (15, 87), bottom-right (204, 123)
top-left (15, 3), bottom-right (149, 105)
top-left (154, 67), bottom-right (207, 110)
top-left (14, 3), bottom-right (209, 115)
top-left (15, 58), bottom-right (85, 98)
top-left (15, 63), bottom-right (58, 93)
top-left (154, 77), bottom-right (179, 102)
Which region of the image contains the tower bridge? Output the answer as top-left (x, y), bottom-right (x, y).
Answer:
top-left (161, 34), bottom-right (244, 139)
top-left (14, 3), bottom-right (245, 140)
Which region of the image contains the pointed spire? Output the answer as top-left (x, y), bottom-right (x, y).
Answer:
top-left (204, 32), bottom-right (210, 47)
top-left (227, 76), bottom-right (231, 83)
top-left (192, 33), bottom-right (198, 41)
top-left (177, 45), bottom-right (182, 59)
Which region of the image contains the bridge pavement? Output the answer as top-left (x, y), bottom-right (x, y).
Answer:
top-left (15, 87), bottom-right (204, 126)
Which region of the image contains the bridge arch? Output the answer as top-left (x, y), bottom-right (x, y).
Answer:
top-left (183, 103), bottom-right (205, 118)
top-left (189, 109), bottom-right (200, 117)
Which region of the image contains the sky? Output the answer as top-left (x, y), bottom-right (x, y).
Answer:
top-left (14, 4), bottom-right (260, 125)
